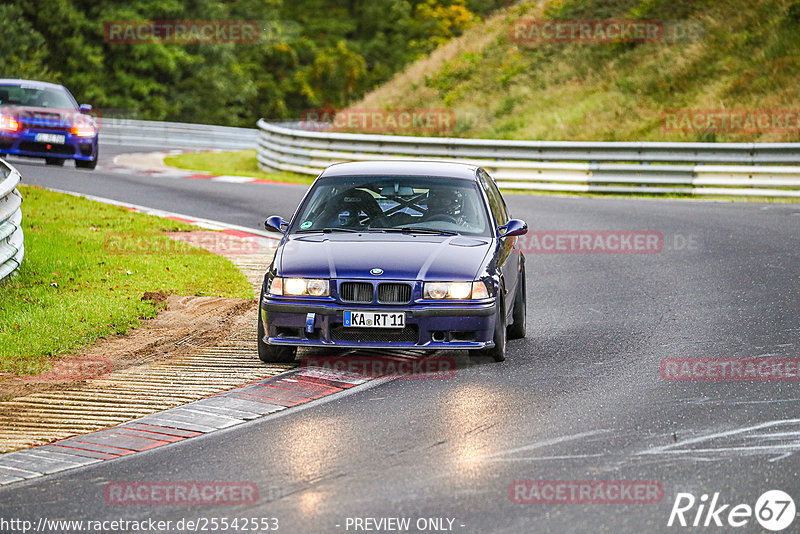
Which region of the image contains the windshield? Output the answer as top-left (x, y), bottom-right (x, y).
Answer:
top-left (0, 84), bottom-right (77, 109)
top-left (291, 175), bottom-right (491, 237)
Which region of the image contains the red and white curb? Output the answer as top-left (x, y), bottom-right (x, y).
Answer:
top-left (106, 150), bottom-right (305, 186)
top-left (0, 347), bottom-right (443, 486)
top-left (47, 189), bottom-right (283, 244)
top-left (0, 368), bottom-right (381, 485)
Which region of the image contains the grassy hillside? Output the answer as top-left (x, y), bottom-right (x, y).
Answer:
top-left (348, 0), bottom-right (800, 142)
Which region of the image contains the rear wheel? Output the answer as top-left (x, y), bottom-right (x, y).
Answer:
top-left (257, 306), bottom-right (297, 363)
top-left (481, 299), bottom-right (507, 362)
top-left (45, 158), bottom-right (64, 166)
top-left (507, 263), bottom-right (527, 340)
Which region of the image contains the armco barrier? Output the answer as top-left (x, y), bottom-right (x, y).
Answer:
top-left (0, 158), bottom-right (23, 281)
top-left (256, 120), bottom-right (800, 197)
top-left (99, 118), bottom-right (257, 150)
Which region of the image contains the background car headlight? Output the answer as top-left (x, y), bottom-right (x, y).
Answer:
top-left (0, 114), bottom-right (19, 132)
top-left (70, 122), bottom-right (96, 137)
top-left (273, 277), bottom-right (330, 297)
top-left (424, 281), bottom-right (490, 300)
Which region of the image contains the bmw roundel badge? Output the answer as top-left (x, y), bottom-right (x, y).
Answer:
top-left (370, 268), bottom-right (384, 276)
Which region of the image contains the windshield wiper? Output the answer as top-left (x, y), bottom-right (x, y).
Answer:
top-left (370, 227), bottom-right (458, 236)
top-left (296, 227), bottom-right (360, 234)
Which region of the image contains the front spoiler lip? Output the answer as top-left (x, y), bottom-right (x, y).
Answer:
top-left (0, 132), bottom-right (98, 160)
top-left (261, 299), bottom-right (496, 317)
top-left (0, 147), bottom-right (96, 160)
top-left (265, 336), bottom-right (493, 350)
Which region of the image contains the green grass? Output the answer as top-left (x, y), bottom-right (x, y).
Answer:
top-left (0, 186), bottom-right (253, 376)
top-left (164, 150), bottom-right (315, 185)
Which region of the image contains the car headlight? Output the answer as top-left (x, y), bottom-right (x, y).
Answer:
top-left (424, 281), bottom-right (490, 300)
top-left (70, 122), bottom-right (96, 137)
top-left (0, 114), bottom-right (19, 132)
top-left (269, 277), bottom-right (329, 297)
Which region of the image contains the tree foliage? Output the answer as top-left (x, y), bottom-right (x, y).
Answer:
top-left (0, 0), bottom-right (504, 125)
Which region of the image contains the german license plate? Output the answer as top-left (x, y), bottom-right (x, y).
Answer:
top-left (343, 311), bottom-right (405, 328)
top-left (36, 133), bottom-right (66, 144)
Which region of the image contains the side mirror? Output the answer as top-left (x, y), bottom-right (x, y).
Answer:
top-left (79, 104), bottom-right (93, 114)
top-left (265, 215), bottom-right (289, 233)
top-left (498, 219), bottom-right (528, 238)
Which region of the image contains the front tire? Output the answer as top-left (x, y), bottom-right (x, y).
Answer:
top-left (507, 263), bottom-right (527, 340)
top-left (481, 299), bottom-right (507, 362)
top-left (76, 149), bottom-right (98, 169)
top-left (76, 158), bottom-right (97, 169)
top-left (257, 307), bottom-right (297, 363)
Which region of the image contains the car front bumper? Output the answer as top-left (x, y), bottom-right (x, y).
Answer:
top-left (0, 130), bottom-right (97, 161)
top-left (261, 297), bottom-right (498, 350)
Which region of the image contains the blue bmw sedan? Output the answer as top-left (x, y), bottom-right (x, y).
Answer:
top-left (259, 161), bottom-right (528, 363)
top-left (0, 79), bottom-right (99, 169)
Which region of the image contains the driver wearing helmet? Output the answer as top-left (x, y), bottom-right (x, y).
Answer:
top-left (425, 188), bottom-right (463, 223)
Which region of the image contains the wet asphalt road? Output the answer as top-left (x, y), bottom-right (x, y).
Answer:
top-left (2, 146), bottom-right (800, 533)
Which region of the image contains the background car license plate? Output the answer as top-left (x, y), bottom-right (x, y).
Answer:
top-left (343, 311), bottom-right (405, 328)
top-left (36, 133), bottom-right (66, 144)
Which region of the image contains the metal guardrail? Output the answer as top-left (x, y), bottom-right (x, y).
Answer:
top-left (256, 120), bottom-right (800, 197)
top-left (0, 158), bottom-right (24, 282)
top-left (99, 118), bottom-right (258, 150)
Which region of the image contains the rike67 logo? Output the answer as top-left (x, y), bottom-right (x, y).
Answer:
top-left (668, 490), bottom-right (796, 531)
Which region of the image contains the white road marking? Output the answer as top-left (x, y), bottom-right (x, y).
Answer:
top-left (472, 453), bottom-right (605, 462)
top-left (467, 429), bottom-right (609, 462)
top-left (639, 418), bottom-right (800, 458)
top-left (211, 175), bottom-right (256, 183)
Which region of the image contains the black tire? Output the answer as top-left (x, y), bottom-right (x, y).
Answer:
top-left (76, 152), bottom-right (98, 169)
top-left (257, 307), bottom-right (297, 363)
top-left (481, 299), bottom-right (507, 362)
top-left (45, 158), bottom-right (65, 166)
top-left (507, 263), bottom-right (527, 340)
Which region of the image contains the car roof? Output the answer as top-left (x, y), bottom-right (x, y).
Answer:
top-left (0, 79), bottom-right (67, 91)
top-left (318, 161), bottom-right (480, 181)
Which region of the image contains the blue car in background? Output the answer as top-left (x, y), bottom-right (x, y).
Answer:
top-left (259, 161), bottom-right (528, 363)
top-left (0, 79), bottom-right (98, 169)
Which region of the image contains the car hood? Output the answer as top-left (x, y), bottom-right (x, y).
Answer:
top-left (277, 233), bottom-right (493, 281)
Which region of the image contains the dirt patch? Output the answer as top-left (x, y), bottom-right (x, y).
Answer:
top-left (0, 295), bottom-right (256, 403)
top-left (142, 290), bottom-right (170, 307)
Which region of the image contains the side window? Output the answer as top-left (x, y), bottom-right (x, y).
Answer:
top-left (490, 178), bottom-right (510, 223)
top-left (478, 170), bottom-right (508, 226)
